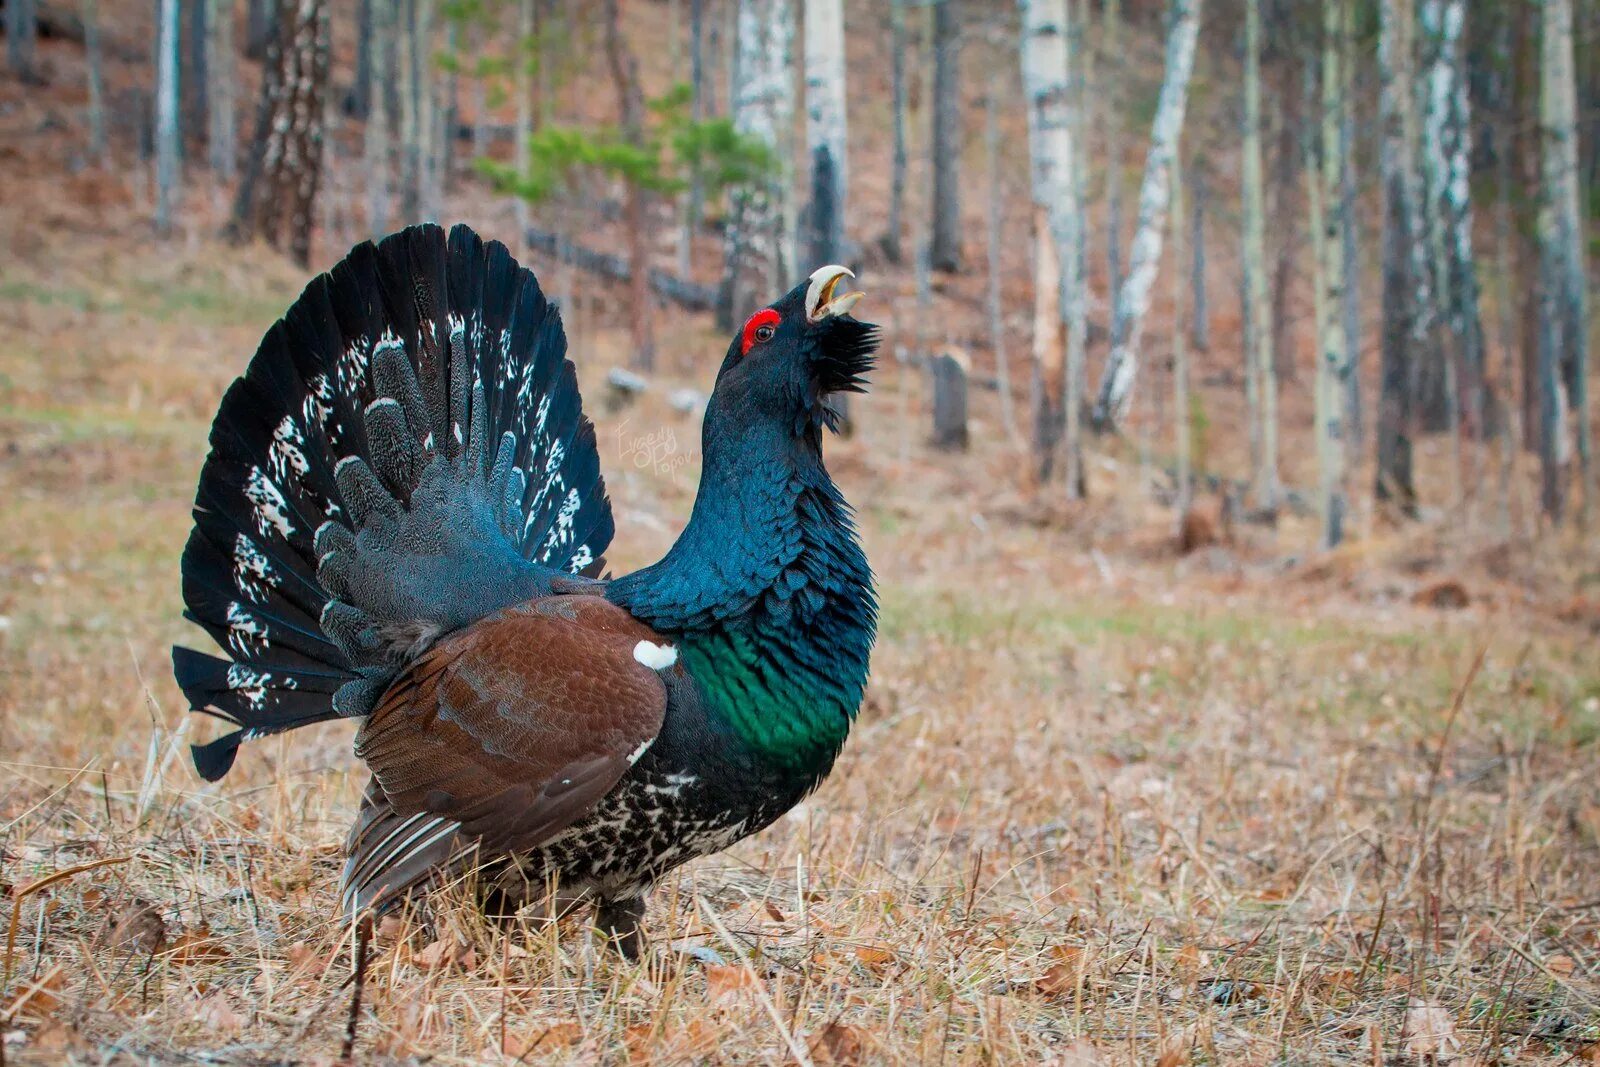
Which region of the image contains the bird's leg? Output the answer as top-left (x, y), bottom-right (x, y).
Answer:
top-left (594, 896), bottom-right (647, 960)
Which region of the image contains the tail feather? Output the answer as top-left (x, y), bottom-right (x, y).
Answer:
top-left (175, 224), bottom-right (613, 781)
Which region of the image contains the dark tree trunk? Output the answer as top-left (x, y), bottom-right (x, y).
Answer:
top-left (229, 0), bottom-right (331, 268)
top-left (246, 0), bottom-right (271, 59)
top-left (883, 0), bottom-right (907, 264)
top-left (929, 351), bottom-right (970, 451)
top-left (602, 0), bottom-right (653, 371)
top-left (348, 0), bottom-right (373, 118)
top-left (928, 0), bottom-right (962, 272)
top-left (185, 0), bottom-right (208, 147)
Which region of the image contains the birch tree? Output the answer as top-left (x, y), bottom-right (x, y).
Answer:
top-left (928, 0), bottom-right (962, 272)
top-left (1311, 0), bottom-right (1349, 548)
top-left (1172, 149), bottom-right (1191, 516)
top-left (1101, 0), bottom-right (1124, 309)
top-left (718, 0), bottom-right (795, 330)
top-left (1090, 0), bottom-right (1201, 432)
top-left (984, 85), bottom-right (1017, 442)
top-left (1538, 0), bottom-right (1588, 521)
top-left (1241, 0), bottom-right (1277, 512)
top-left (1019, 0), bottom-right (1080, 485)
top-left (1376, 0), bottom-right (1420, 517)
top-left (155, 0), bottom-right (182, 236)
top-left (802, 0), bottom-right (848, 268)
top-left (884, 0), bottom-right (908, 264)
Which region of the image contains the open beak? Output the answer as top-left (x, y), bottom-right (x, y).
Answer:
top-left (805, 264), bottom-right (864, 324)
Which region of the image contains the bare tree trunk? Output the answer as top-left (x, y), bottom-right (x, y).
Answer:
top-left (186, 0), bottom-right (209, 147)
top-left (349, 0), bottom-right (372, 118)
top-left (156, 0), bottom-right (182, 236)
top-left (1538, 0), bottom-right (1587, 522)
top-left (245, 0), bottom-right (270, 58)
top-left (1090, 0), bottom-right (1202, 432)
top-left (1101, 0), bottom-right (1123, 312)
top-left (928, 0), bottom-right (962, 273)
top-left (1377, 0), bottom-right (1419, 518)
top-left (1339, 44), bottom-right (1361, 460)
top-left (602, 0), bottom-right (654, 370)
top-left (681, 0), bottom-right (706, 274)
top-left (1190, 170), bottom-right (1208, 352)
top-left (207, 0), bottom-right (235, 177)
top-left (364, 0), bottom-right (391, 237)
top-left (1064, 0), bottom-right (1088, 498)
top-left (7, 0), bottom-right (39, 82)
top-left (84, 0), bottom-right (107, 163)
top-left (230, 0), bottom-right (330, 268)
top-left (984, 85), bottom-right (1016, 444)
top-left (803, 0), bottom-right (848, 266)
top-left (717, 0), bottom-right (795, 330)
top-left (1242, 0), bottom-right (1277, 513)
top-left (513, 0), bottom-right (534, 238)
top-left (1311, 0), bottom-right (1349, 548)
top-left (1019, 0), bottom-right (1079, 484)
top-left (884, 0), bottom-right (907, 264)
top-left (1173, 147), bottom-right (1191, 516)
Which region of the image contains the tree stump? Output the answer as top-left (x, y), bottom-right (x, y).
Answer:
top-left (929, 350), bottom-right (969, 452)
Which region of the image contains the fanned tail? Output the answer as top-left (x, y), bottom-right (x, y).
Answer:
top-left (175, 224), bottom-right (614, 781)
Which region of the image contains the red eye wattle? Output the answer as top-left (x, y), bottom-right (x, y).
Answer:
top-left (740, 309), bottom-right (782, 356)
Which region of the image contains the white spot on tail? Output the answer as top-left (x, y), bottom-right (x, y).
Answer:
top-left (244, 468), bottom-right (294, 539)
top-left (632, 640), bottom-right (677, 670)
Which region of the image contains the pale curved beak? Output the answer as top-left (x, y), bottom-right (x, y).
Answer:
top-left (805, 264), bottom-right (864, 324)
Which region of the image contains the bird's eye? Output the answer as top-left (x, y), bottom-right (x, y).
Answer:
top-left (740, 309), bottom-right (783, 355)
top-left (754, 324), bottom-right (775, 343)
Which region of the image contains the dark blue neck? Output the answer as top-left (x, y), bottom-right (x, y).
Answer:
top-left (608, 400), bottom-right (876, 764)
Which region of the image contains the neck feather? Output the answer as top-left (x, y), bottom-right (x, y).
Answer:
top-left (608, 409), bottom-right (876, 764)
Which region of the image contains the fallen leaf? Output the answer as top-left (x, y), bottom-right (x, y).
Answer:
top-left (809, 1021), bottom-right (865, 1065)
top-left (168, 925), bottom-right (230, 965)
top-left (1155, 1039), bottom-right (1190, 1067)
top-left (6, 965), bottom-right (65, 1022)
top-left (1049, 1039), bottom-right (1108, 1066)
top-left (503, 1021), bottom-right (582, 1056)
top-left (194, 993), bottom-right (245, 1034)
top-left (765, 901), bottom-right (786, 922)
top-left (98, 899), bottom-right (166, 954)
top-left (852, 943), bottom-right (896, 970)
top-left (1546, 954), bottom-right (1578, 978)
top-left (704, 964), bottom-right (759, 1002)
top-left (411, 938), bottom-right (477, 971)
top-left (1403, 998), bottom-right (1460, 1060)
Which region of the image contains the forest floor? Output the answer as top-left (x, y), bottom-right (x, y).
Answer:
top-left (5, 3), bottom-right (1600, 1064)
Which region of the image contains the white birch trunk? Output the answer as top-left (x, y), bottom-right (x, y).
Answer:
top-left (1315, 0), bottom-right (1349, 548)
top-left (1091, 0), bottom-right (1201, 431)
top-left (803, 0), bottom-right (848, 268)
top-left (1019, 0), bottom-right (1078, 483)
top-left (718, 0), bottom-right (795, 328)
top-left (1242, 0), bottom-right (1276, 512)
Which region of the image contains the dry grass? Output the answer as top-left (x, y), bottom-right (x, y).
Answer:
top-left (3, 225), bottom-right (1599, 1067)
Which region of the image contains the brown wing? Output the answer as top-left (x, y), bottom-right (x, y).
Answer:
top-left (340, 595), bottom-right (669, 913)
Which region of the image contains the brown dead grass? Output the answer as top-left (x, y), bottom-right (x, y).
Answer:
top-left (5, 5), bottom-right (1600, 1063)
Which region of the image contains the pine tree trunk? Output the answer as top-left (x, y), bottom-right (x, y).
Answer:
top-left (84, 0), bottom-right (107, 163)
top-left (155, 0), bottom-right (182, 236)
top-left (1064, 0), bottom-right (1088, 498)
top-left (1019, 0), bottom-right (1079, 484)
top-left (207, 0), bottom-right (235, 177)
top-left (927, 0), bottom-right (962, 273)
top-left (1190, 170), bottom-right (1208, 352)
top-left (717, 0), bottom-right (795, 330)
top-left (186, 0), bottom-right (209, 148)
top-left (229, 0), bottom-right (330, 268)
top-left (350, 0), bottom-right (373, 118)
top-left (601, 0), bottom-right (654, 371)
top-left (884, 0), bottom-right (907, 264)
top-left (803, 0), bottom-right (848, 268)
top-left (1241, 0), bottom-right (1276, 513)
top-left (1377, 0), bottom-right (1419, 518)
top-left (1091, 0), bottom-right (1201, 432)
top-left (681, 0), bottom-right (705, 274)
top-left (246, 0), bottom-right (270, 58)
top-left (984, 85), bottom-right (1016, 444)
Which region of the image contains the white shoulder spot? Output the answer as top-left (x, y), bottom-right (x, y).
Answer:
top-left (625, 737), bottom-right (655, 766)
top-left (632, 640), bottom-right (678, 670)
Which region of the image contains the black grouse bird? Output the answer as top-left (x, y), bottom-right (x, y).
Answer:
top-left (172, 223), bottom-right (878, 954)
